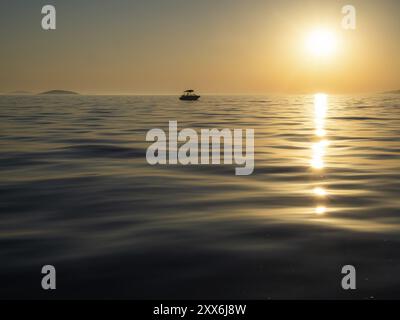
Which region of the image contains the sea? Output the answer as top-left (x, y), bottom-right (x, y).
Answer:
top-left (0, 94), bottom-right (399, 299)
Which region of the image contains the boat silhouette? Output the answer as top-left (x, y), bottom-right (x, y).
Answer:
top-left (179, 90), bottom-right (200, 101)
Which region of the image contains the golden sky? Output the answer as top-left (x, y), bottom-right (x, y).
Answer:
top-left (0, 0), bottom-right (399, 94)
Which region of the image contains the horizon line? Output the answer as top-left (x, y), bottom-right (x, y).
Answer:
top-left (1, 88), bottom-right (400, 96)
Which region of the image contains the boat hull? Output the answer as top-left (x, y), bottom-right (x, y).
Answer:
top-left (179, 95), bottom-right (200, 101)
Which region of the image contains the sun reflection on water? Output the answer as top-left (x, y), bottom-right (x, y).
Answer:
top-left (313, 187), bottom-right (327, 197)
top-left (311, 139), bottom-right (329, 169)
top-left (315, 206), bottom-right (327, 215)
top-left (312, 93), bottom-right (329, 215)
top-left (314, 93), bottom-right (327, 137)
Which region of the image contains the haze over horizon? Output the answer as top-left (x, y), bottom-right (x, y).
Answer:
top-left (1, 0), bottom-right (399, 95)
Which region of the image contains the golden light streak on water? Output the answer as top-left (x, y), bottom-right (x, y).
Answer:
top-left (312, 93), bottom-right (329, 215)
top-left (313, 187), bottom-right (327, 197)
top-left (315, 206), bottom-right (327, 215)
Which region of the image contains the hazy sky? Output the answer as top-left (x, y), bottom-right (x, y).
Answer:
top-left (0, 0), bottom-right (399, 94)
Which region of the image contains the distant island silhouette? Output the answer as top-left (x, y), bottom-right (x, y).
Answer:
top-left (39, 90), bottom-right (79, 95)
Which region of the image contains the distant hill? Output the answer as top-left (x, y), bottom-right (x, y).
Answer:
top-left (39, 90), bottom-right (79, 95)
top-left (382, 90), bottom-right (400, 94)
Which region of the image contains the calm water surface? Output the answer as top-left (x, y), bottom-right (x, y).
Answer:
top-left (0, 94), bottom-right (399, 299)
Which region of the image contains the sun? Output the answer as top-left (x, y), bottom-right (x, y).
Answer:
top-left (305, 29), bottom-right (338, 58)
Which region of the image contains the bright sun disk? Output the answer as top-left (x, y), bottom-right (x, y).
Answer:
top-left (306, 29), bottom-right (337, 58)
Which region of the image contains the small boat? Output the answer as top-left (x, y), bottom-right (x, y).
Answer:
top-left (179, 90), bottom-right (200, 101)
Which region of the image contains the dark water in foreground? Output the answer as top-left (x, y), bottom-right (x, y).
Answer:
top-left (0, 94), bottom-right (400, 299)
